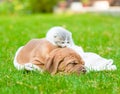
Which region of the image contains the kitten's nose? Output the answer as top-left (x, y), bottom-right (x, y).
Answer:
top-left (62, 46), bottom-right (66, 48)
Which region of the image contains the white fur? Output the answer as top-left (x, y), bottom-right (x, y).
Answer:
top-left (70, 45), bottom-right (117, 72)
top-left (13, 46), bottom-right (43, 72)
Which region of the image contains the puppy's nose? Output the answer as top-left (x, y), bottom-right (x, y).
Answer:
top-left (81, 68), bottom-right (86, 73)
top-left (77, 66), bottom-right (86, 75)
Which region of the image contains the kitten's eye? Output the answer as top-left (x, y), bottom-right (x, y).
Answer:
top-left (61, 42), bottom-right (64, 44)
top-left (67, 42), bottom-right (69, 43)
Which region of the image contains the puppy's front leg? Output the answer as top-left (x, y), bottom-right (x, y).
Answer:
top-left (28, 57), bottom-right (44, 72)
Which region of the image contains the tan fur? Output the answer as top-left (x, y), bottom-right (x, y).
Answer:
top-left (16, 38), bottom-right (57, 69)
top-left (16, 38), bottom-right (86, 75)
top-left (45, 48), bottom-right (86, 75)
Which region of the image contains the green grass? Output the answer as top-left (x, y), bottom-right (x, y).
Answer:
top-left (0, 13), bottom-right (120, 94)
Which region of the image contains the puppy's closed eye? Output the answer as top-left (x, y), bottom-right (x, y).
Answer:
top-left (70, 61), bottom-right (78, 65)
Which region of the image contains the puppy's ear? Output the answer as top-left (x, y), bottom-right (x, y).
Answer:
top-left (45, 55), bottom-right (54, 74)
top-left (45, 55), bottom-right (58, 75)
top-left (45, 51), bottom-right (61, 75)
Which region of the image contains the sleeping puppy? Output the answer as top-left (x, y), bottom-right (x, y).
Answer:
top-left (14, 38), bottom-right (57, 71)
top-left (14, 38), bottom-right (86, 75)
top-left (45, 47), bottom-right (86, 75)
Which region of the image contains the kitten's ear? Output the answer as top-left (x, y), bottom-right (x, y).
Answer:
top-left (69, 32), bottom-right (72, 36)
top-left (69, 32), bottom-right (75, 45)
top-left (69, 32), bottom-right (72, 38)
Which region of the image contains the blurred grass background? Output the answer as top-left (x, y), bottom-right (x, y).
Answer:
top-left (0, 13), bottom-right (120, 94)
top-left (0, 0), bottom-right (120, 94)
top-left (0, 0), bottom-right (57, 15)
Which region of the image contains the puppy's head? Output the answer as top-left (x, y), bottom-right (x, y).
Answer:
top-left (59, 56), bottom-right (86, 75)
top-left (45, 48), bottom-right (86, 75)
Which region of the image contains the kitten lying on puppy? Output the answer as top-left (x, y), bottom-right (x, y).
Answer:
top-left (14, 38), bottom-right (86, 75)
top-left (46, 26), bottom-right (74, 48)
top-left (46, 26), bottom-right (84, 53)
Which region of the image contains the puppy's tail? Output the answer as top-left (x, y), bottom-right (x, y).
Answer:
top-left (13, 46), bottom-right (43, 72)
top-left (13, 46), bottom-right (25, 70)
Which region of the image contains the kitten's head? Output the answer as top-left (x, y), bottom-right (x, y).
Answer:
top-left (53, 31), bottom-right (71, 48)
top-left (46, 26), bottom-right (74, 48)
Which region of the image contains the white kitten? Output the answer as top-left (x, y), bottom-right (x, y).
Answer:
top-left (46, 26), bottom-right (74, 48)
